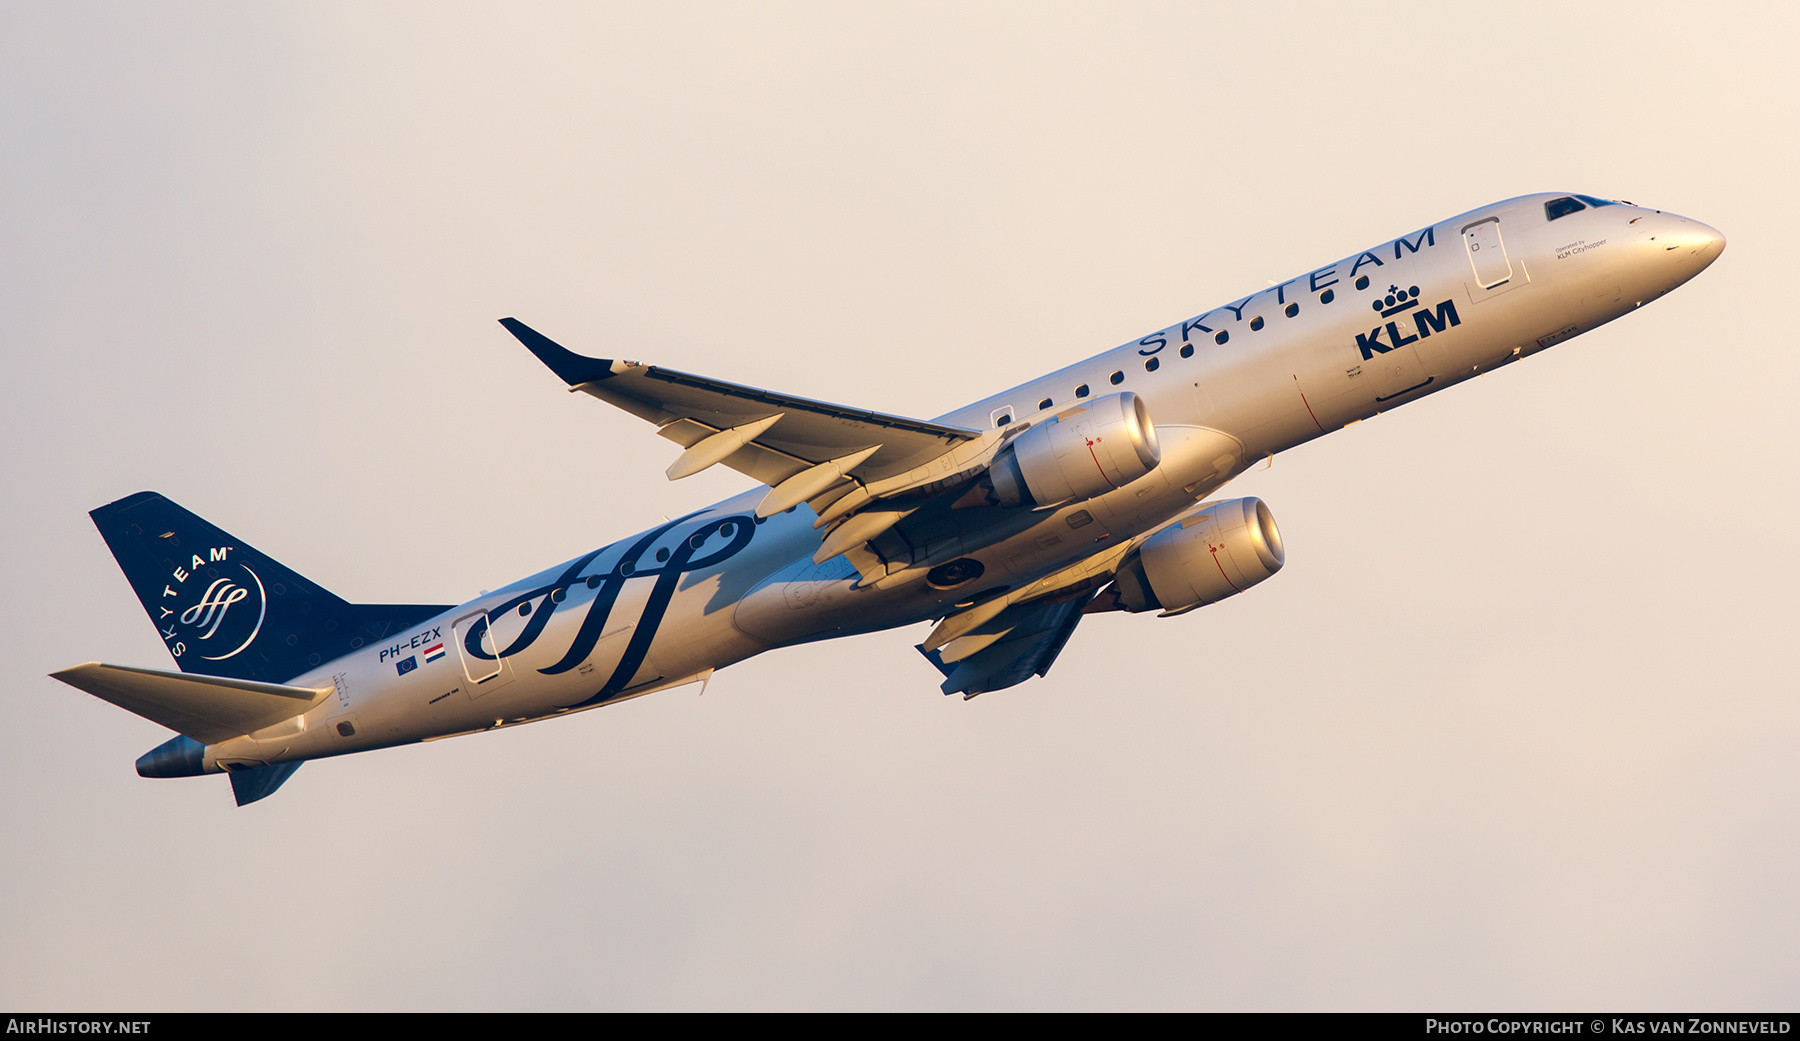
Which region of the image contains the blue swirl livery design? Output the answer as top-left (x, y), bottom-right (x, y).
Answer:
top-left (52, 193), bottom-right (1725, 806)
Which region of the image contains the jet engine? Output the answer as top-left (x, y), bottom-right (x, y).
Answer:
top-left (1110, 497), bottom-right (1285, 613)
top-left (967, 392), bottom-right (1161, 508)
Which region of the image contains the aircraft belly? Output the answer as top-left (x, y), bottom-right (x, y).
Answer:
top-left (642, 580), bottom-right (768, 685)
top-left (732, 554), bottom-right (865, 644)
top-left (953, 431), bottom-right (1245, 593)
top-left (732, 417), bottom-right (1253, 644)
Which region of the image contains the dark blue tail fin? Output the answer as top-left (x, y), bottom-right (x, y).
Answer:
top-left (90, 492), bottom-right (451, 684)
top-left (228, 761), bottom-right (303, 806)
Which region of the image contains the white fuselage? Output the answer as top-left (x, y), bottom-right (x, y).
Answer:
top-left (198, 194), bottom-right (1724, 772)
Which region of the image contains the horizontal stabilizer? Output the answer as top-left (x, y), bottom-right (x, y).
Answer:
top-left (51, 662), bottom-right (330, 745)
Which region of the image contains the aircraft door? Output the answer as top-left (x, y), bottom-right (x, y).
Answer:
top-left (453, 610), bottom-right (520, 697)
top-left (1463, 218), bottom-right (1513, 288)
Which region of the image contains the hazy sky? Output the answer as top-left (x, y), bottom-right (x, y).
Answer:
top-left (3, 1), bottom-right (1795, 1011)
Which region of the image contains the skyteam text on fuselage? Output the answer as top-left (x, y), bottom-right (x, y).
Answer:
top-left (54, 193), bottom-right (1725, 805)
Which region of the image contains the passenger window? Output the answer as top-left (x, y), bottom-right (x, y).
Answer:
top-left (1109, 370), bottom-right (1124, 385)
top-left (1179, 344), bottom-right (1194, 358)
top-left (1037, 397), bottom-right (1052, 410)
top-left (1249, 316), bottom-right (1264, 331)
top-left (1144, 357), bottom-right (1160, 372)
top-left (1545, 196), bottom-right (1586, 221)
top-left (1075, 384), bottom-right (1090, 398)
top-left (1214, 331), bottom-right (1229, 345)
top-left (1284, 303), bottom-right (1299, 318)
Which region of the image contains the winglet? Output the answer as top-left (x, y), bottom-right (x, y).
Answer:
top-left (499, 318), bottom-right (618, 387)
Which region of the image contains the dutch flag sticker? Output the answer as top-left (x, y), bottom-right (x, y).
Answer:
top-left (423, 642), bottom-right (446, 664)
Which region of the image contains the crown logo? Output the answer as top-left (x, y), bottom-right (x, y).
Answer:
top-left (1372, 285), bottom-right (1421, 319)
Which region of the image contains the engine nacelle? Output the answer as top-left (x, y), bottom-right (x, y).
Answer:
top-left (983, 392), bottom-right (1161, 508)
top-left (1112, 497), bottom-right (1285, 613)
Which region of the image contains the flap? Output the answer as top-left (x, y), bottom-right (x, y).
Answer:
top-left (917, 592), bottom-right (1096, 699)
top-left (51, 662), bottom-right (330, 745)
top-left (502, 318), bottom-right (979, 491)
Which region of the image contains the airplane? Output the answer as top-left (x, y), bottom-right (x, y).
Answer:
top-left (52, 193), bottom-right (1725, 806)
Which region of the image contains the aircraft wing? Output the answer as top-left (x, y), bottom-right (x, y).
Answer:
top-left (502, 319), bottom-right (984, 519)
top-left (918, 592), bottom-right (1096, 699)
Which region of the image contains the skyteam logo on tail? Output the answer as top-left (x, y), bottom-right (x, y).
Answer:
top-left (157, 544), bottom-right (268, 661)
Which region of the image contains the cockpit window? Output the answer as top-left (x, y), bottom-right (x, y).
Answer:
top-left (1545, 196), bottom-right (1587, 221)
top-left (1575, 194), bottom-right (1618, 208)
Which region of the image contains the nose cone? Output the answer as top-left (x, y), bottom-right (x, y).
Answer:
top-left (1696, 222), bottom-right (1726, 265)
top-left (1626, 210), bottom-right (1725, 300)
top-left (1647, 212), bottom-right (1726, 271)
top-left (1670, 218), bottom-right (1726, 267)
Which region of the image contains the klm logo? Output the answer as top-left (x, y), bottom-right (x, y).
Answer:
top-left (1356, 287), bottom-right (1460, 360)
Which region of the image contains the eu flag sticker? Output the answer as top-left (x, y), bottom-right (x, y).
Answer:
top-left (396, 655), bottom-right (418, 676)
